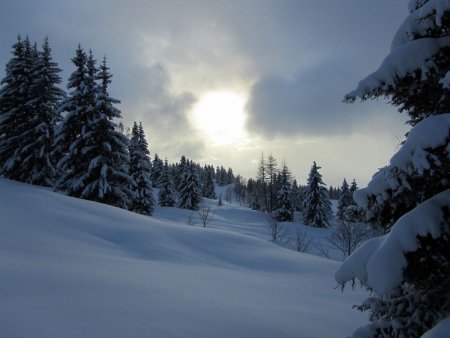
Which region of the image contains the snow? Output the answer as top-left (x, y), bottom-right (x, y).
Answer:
top-left (394, 0), bottom-right (450, 49)
top-left (422, 316), bottom-right (450, 338)
top-left (0, 179), bottom-right (367, 338)
top-left (390, 113), bottom-right (450, 174)
top-left (336, 189), bottom-right (450, 295)
top-left (441, 71), bottom-right (450, 89)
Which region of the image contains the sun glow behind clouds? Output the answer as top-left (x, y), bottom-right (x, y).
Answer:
top-left (191, 91), bottom-right (248, 146)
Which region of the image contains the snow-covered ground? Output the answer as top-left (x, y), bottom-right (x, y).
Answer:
top-left (0, 178), bottom-right (367, 338)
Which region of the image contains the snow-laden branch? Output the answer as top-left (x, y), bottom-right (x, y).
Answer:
top-left (354, 113), bottom-right (450, 211)
top-left (345, 37), bottom-right (450, 101)
top-left (335, 189), bottom-right (450, 295)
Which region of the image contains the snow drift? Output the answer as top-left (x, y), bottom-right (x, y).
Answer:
top-left (0, 179), bottom-right (366, 338)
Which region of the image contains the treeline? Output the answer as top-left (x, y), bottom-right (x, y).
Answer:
top-left (0, 35), bottom-right (236, 215)
top-left (232, 153), bottom-right (360, 227)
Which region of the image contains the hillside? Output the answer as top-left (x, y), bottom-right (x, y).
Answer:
top-left (0, 178), bottom-right (367, 338)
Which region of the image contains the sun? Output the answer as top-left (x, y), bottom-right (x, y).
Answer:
top-left (191, 91), bottom-right (248, 146)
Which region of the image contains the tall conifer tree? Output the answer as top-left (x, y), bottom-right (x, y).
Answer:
top-left (337, 179), bottom-right (352, 221)
top-left (303, 161), bottom-right (332, 228)
top-left (338, 2), bottom-right (450, 335)
top-left (177, 160), bottom-right (202, 210)
top-left (77, 56), bottom-right (135, 209)
top-left (129, 121), bottom-right (154, 214)
top-left (54, 45), bottom-right (91, 194)
top-left (275, 162), bottom-right (293, 221)
top-left (0, 36), bottom-right (28, 177)
top-left (158, 159), bottom-right (176, 207)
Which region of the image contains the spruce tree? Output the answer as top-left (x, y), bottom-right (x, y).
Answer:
top-left (291, 179), bottom-right (304, 212)
top-left (129, 121), bottom-right (154, 215)
top-left (76, 56), bottom-right (135, 209)
top-left (0, 36), bottom-right (52, 184)
top-left (158, 159), bottom-right (176, 207)
top-left (177, 160), bottom-right (202, 210)
top-left (202, 168), bottom-right (217, 199)
top-left (54, 45), bottom-right (92, 194)
top-left (151, 153), bottom-right (163, 188)
top-left (337, 2), bottom-right (450, 336)
top-left (302, 161), bottom-right (332, 228)
top-left (275, 162), bottom-right (293, 222)
top-left (337, 179), bottom-right (352, 221)
top-left (0, 36), bottom-right (28, 178)
top-left (349, 179), bottom-right (358, 202)
top-left (20, 37), bottom-right (64, 186)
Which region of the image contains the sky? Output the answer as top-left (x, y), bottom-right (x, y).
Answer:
top-left (0, 0), bottom-right (410, 187)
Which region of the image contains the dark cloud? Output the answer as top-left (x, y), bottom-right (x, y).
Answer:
top-left (119, 63), bottom-right (202, 160)
top-left (245, 59), bottom-right (405, 138)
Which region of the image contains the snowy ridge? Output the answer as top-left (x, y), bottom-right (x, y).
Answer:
top-left (335, 189), bottom-right (450, 295)
top-left (0, 179), bottom-right (366, 338)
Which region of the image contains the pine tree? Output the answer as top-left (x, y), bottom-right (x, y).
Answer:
top-left (75, 56), bottom-right (135, 209)
top-left (175, 155), bottom-right (187, 191)
top-left (337, 179), bottom-right (352, 221)
top-left (158, 159), bottom-right (176, 207)
top-left (129, 121), bottom-right (154, 215)
top-left (21, 38), bottom-right (65, 186)
top-left (54, 45), bottom-right (92, 194)
top-left (151, 153), bottom-right (164, 188)
top-left (349, 179), bottom-right (358, 202)
top-left (337, 2), bottom-right (450, 336)
top-left (0, 36), bottom-right (61, 185)
top-left (275, 162), bottom-right (293, 222)
top-left (303, 161), bottom-right (332, 228)
top-left (177, 160), bottom-right (202, 210)
top-left (0, 36), bottom-right (29, 178)
top-left (202, 168), bottom-right (217, 199)
top-left (291, 179), bottom-right (304, 211)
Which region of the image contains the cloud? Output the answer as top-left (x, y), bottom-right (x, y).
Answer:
top-left (245, 56), bottom-right (408, 138)
top-left (116, 62), bottom-right (203, 161)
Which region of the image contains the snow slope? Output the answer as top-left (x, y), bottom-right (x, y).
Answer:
top-left (0, 179), bottom-right (366, 338)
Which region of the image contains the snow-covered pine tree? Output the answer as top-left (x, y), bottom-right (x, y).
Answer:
top-left (129, 121), bottom-right (154, 215)
top-left (69, 52), bottom-right (135, 209)
top-left (302, 161), bottom-right (332, 228)
top-left (0, 36), bottom-right (30, 178)
top-left (76, 56), bottom-right (135, 209)
top-left (337, 1), bottom-right (450, 336)
top-left (18, 37), bottom-right (65, 186)
top-left (151, 153), bottom-right (163, 188)
top-left (158, 159), bottom-right (176, 207)
top-left (291, 179), bottom-right (304, 212)
top-left (349, 179), bottom-right (358, 203)
top-left (0, 36), bottom-right (59, 185)
top-left (177, 160), bottom-right (202, 210)
top-left (275, 161), bottom-right (293, 221)
top-left (202, 168), bottom-right (217, 199)
top-left (337, 179), bottom-right (352, 221)
top-left (174, 155), bottom-right (187, 191)
top-left (54, 45), bottom-right (92, 194)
